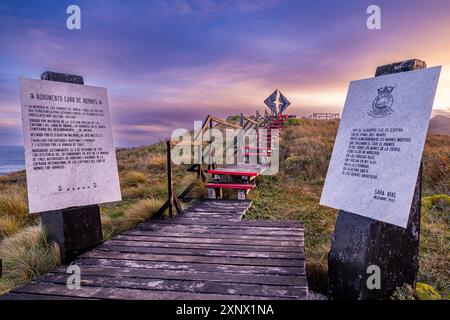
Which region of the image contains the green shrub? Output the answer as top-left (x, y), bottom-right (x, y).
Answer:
top-left (422, 194), bottom-right (450, 224)
top-left (285, 118), bottom-right (301, 126)
top-left (414, 283), bottom-right (442, 300)
top-left (226, 114), bottom-right (241, 123)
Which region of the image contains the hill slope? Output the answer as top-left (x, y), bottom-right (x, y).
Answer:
top-left (0, 118), bottom-right (449, 298)
top-left (248, 119), bottom-right (449, 296)
top-left (429, 115), bottom-right (450, 136)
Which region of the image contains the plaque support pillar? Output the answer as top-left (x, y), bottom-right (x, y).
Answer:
top-left (39, 71), bottom-right (103, 264)
top-left (328, 59), bottom-right (425, 300)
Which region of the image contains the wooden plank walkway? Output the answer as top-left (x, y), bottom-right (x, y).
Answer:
top-left (1, 199), bottom-right (307, 300)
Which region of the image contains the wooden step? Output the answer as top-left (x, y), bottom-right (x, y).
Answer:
top-left (208, 169), bottom-right (259, 177)
top-left (244, 146), bottom-right (272, 150)
top-left (243, 152), bottom-right (270, 156)
top-left (206, 183), bottom-right (256, 190)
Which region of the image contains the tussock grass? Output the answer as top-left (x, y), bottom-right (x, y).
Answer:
top-left (0, 223), bottom-right (60, 294)
top-left (0, 171), bottom-right (27, 188)
top-left (249, 119), bottom-right (450, 297)
top-left (422, 134), bottom-right (450, 195)
top-left (136, 154), bottom-right (166, 172)
top-left (0, 191), bottom-right (28, 217)
top-left (101, 214), bottom-right (120, 240)
top-left (121, 185), bottom-right (149, 199)
top-left (418, 194), bottom-right (450, 295)
top-left (120, 171), bottom-right (147, 188)
top-left (185, 179), bottom-right (208, 199)
top-left (280, 120), bottom-right (337, 181)
top-left (0, 192), bottom-right (30, 238)
top-left (120, 198), bottom-right (164, 230)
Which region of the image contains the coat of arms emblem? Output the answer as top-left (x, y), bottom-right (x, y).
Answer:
top-left (368, 86), bottom-right (395, 118)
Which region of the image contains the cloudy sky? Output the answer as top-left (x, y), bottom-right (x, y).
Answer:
top-left (1, 0), bottom-right (450, 146)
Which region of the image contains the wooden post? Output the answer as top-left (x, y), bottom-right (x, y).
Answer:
top-left (165, 141), bottom-right (182, 218)
top-left (166, 141), bottom-right (174, 218)
top-left (328, 59), bottom-right (425, 300)
top-left (39, 71), bottom-right (102, 264)
top-left (208, 118), bottom-right (213, 171)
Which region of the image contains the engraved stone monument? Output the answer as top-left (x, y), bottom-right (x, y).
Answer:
top-left (19, 72), bottom-right (122, 262)
top-left (321, 60), bottom-right (441, 299)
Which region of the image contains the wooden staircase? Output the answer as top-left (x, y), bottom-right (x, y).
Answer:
top-left (205, 113), bottom-right (287, 200)
top-left (159, 112), bottom-right (289, 217)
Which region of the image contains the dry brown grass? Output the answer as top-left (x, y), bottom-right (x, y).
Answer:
top-left (248, 118), bottom-right (450, 296)
top-left (280, 119), bottom-right (338, 181)
top-left (120, 171), bottom-right (147, 188)
top-left (419, 194), bottom-right (450, 295)
top-left (0, 223), bottom-right (60, 293)
top-left (120, 198), bottom-right (164, 230)
top-left (0, 191), bottom-right (30, 238)
top-left (281, 119), bottom-right (449, 194)
top-left (422, 134), bottom-right (450, 195)
top-left (135, 154), bottom-right (166, 172)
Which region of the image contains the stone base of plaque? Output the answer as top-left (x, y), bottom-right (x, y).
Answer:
top-left (41, 205), bottom-right (103, 264)
top-left (328, 167), bottom-right (421, 300)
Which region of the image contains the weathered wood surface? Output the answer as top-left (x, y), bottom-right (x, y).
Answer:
top-left (208, 163), bottom-right (269, 176)
top-left (1, 199), bottom-right (307, 300)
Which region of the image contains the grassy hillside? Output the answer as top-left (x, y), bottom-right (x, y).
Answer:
top-left (248, 119), bottom-right (449, 297)
top-left (0, 119), bottom-right (449, 298)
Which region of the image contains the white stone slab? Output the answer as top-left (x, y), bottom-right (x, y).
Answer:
top-left (320, 67), bottom-right (441, 228)
top-left (19, 78), bottom-right (122, 213)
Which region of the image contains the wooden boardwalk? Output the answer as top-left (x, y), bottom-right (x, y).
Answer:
top-left (1, 199), bottom-right (307, 300)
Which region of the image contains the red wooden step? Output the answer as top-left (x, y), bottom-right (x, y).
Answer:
top-left (206, 183), bottom-right (256, 190)
top-left (207, 169), bottom-right (259, 177)
top-left (244, 146), bottom-right (272, 150)
top-left (243, 152), bottom-right (269, 156)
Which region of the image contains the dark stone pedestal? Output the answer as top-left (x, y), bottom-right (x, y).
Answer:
top-left (328, 60), bottom-right (425, 300)
top-left (41, 205), bottom-right (102, 263)
top-left (329, 167), bottom-right (422, 300)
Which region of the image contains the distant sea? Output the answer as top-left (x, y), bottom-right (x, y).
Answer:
top-left (0, 145), bottom-right (25, 175)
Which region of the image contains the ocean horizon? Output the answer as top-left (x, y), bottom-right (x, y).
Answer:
top-left (0, 145), bottom-right (25, 175)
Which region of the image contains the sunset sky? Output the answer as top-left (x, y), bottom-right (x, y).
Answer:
top-left (1, 0), bottom-right (450, 146)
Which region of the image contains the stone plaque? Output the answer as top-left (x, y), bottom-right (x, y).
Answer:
top-left (19, 78), bottom-right (122, 213)
top-left (320, 67), bottom-right (441, 227)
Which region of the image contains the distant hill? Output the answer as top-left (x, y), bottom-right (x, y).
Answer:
top-left (429, 115), bottom-right (450, 136)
